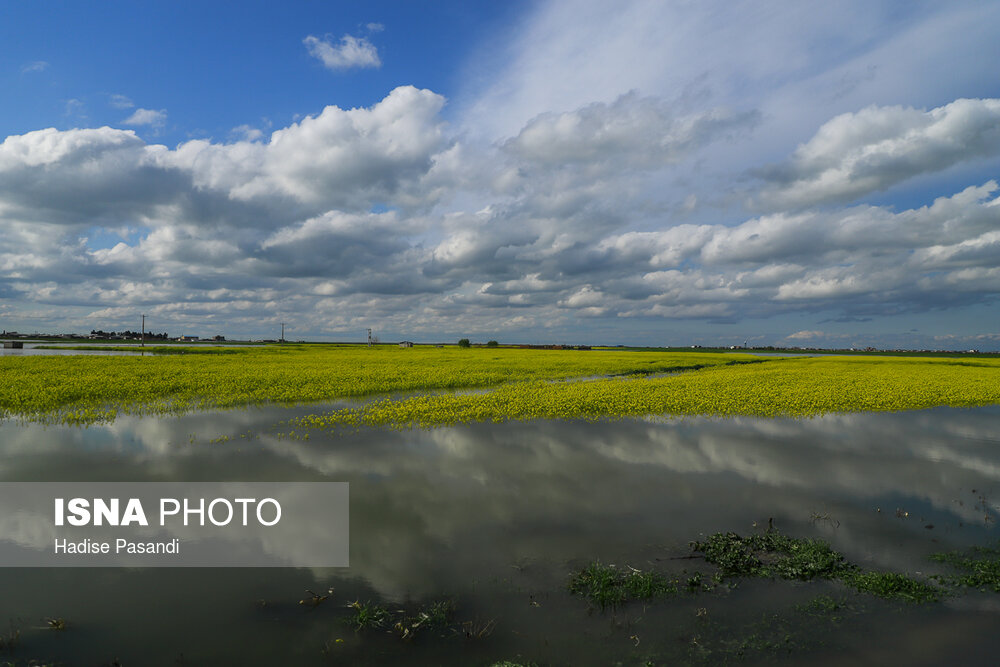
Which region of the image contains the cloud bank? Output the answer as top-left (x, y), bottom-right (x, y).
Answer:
top-left (2, 1), bottom-right (999, 347)
top-left (2, 84), bottom-right (999, 345)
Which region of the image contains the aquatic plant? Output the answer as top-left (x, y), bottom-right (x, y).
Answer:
top-left (393, 599), bottom-right (455, 641)
top-left (929, 544), bottom-right (1000, 592)
top-left (346, 600), bottom-right (391, 631)
top-left (838, 571), bottom-right (941, 604)
top-left (691, 531), bottom-right (849, 580)
top-left (570, 529), bottom-right (945, 609)
top-left (692, 531), bottom-right (943, 603)
top-left (567, 562), bottom-right (679, 609)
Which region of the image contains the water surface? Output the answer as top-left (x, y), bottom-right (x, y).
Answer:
top-left (1, 406), bottom-right (999, 665)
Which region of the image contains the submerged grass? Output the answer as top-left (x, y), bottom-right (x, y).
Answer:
top-left (691, 531), bottom-right (942, 603)
top-left (298, 355), bottom-right (1000, 429)
top-left (929, 543), bottom-right (1000, 592)
top-left (691, 531), bottom-right (849, 581)
top-left (570, 529), bottom-right (945, 609)
top-left (567, 562), bottom-right (680, 609)
top-left (346, 600), bottom-right (391, 631)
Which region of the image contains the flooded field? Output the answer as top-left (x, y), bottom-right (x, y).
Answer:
top-left (2, 405), bottom-right (1000, 665)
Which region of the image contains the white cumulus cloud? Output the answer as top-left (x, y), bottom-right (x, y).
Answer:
top-left (122, 108), bottom-right (168, 128)
top-left (754, 98), bottom-right (1000, 209)
top-left (304, 34), bottom-right (381, 71)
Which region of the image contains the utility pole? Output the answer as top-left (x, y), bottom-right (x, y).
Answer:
top-left (141, 314), bottom-right (146, 348)
top-left (281, 322), bottom-right (285, 342)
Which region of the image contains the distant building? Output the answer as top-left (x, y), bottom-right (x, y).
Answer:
top-left (399, 341), bottom-right (414, 348)
top-left (176, 335), bottom-right (200, 342)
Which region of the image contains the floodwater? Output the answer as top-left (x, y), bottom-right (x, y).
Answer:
top-left (2, 405), bottom-right (1000, 665)
top-left (0, 342), bottom-right (251, 357)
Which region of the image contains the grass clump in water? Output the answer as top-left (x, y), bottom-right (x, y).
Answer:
top-left (346, 600), bottom-right (391, 631)
top-left (567, 562), bottom-right (679, 609)
top-left (690, 530), bottom-right (943, 603)
top-left (838, 570), bottom-right (942, 603)
top-left (798, 594), bottom-right (845, 616)
top-left (690, 531), bottom-right (849, 581)
top-left (393, 599), bottom-right (456, 641)
top-left (344, 597), bottom-right (460, 640)
top-left (929, 544), bottom-right (1000, 592)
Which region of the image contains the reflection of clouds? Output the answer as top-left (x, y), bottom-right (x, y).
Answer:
top-left (1, 407), bottom-right (999, 596)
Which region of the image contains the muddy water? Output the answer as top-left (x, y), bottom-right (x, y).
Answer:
top-left (1, 406), bottom-right (999, 665)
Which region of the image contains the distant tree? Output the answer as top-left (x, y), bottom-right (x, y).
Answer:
top-left (486, 340), bottom-right (498, 348)
top-left (457, 338), bottom-right (471, 348)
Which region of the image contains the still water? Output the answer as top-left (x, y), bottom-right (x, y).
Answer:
top-left (1, 405), bottom-right (999, 665)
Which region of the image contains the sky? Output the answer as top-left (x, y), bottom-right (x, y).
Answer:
top-left (1, 1), bottom-right (999, 349)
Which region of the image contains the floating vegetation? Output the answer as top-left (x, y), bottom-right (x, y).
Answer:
top-left (691, 531), bottom-right (849, 581)
top-left (299, 588), bottom-right (333, 607)
top-left (693, 530), bottom-right (943, 603)
top-left (345, 600), bottom-right (391, 631)
top-left (567, 562), bottom-right (680, 609)
top-left (838, 570), bottom-right (942, 604)
top-left (797, 594), bottom-right (849, 618)
top-left (298, 355), bottom-right (1000, 429)
top-left (682, 602), bottom-right (864, 666)
top-left (929, 543), bottom-right (1000, 592)
top-left (570, 529), bottom-right (945, 609)
top-left (393, 599), bottom-right (455, 641)
top-left (345, 598), bottom-right (456, 640)
top-left (460, 617), bottom-right (496, 640)
top-left (44, 618), bottom-right (66, 631)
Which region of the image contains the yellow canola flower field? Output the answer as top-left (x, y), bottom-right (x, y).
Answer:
top-left (296, 355), bottom-right (1000, 429)
top-left (0, 345), bottom-right (736, 425)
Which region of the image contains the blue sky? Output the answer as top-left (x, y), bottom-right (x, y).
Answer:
top-left (2, 0), bottom-right (999, 349)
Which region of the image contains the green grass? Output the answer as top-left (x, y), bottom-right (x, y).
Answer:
top-left (929, 544), bottom-right (1000, 592)
top-left (691, 531), bottom-right (942, 603)
top-left (0, 345), bottom-right (741, 424)
top-left (838, 571), bottom-right (941, 604)
top-left (691, 531), bottom-right (850, 581)
top-left (567, 562), bottom-right (680, 609)
top-left (346, 600), bottom-right (391, 631)
top-left (569, 529), bottom-right (946, 609)
top-left (3, 345), bottom-right (999, 426)
top-left (296, 355), bottom-right (1000, 429)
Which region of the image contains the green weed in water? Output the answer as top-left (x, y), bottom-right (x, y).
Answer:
top-left (394, 599), bottom-right (456, 640)
top-left (690, 531), bottom-right (849, 581)
top-left (838, 571), bottom-right (942, 603)
top-left (346, 600), bottom-right (391, 631)
top-left (691, 530), bottom-right (943, 603)
top-left (930, 544), bottom-right (1000, 592)
top-left (567, 562), bottom-right (679, 609)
